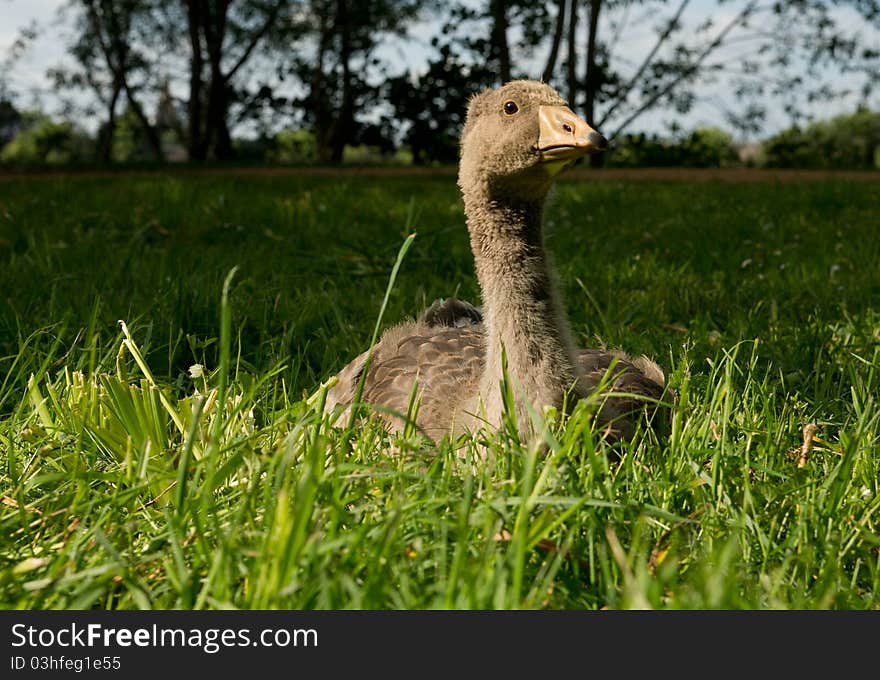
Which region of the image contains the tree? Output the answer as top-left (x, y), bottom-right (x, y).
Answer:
top-left (0, 113), bottom-right (92, 164)
top-left (1, 21), bottom-right (39, 104)
top-left (606, 127), bottom-right (737, 167)
top-left (84, 0), bottom-right (162, 160)
top-left (291, 0), bottom-right (422, 163)
top-left (489, 0), bottom-right (512, 83)
top-left (566, 0), bottom-right (578, 103)
top-left (0, 100), bottom-right (21, 149)
top-left (180, 0), bottom-right (293, 161)
top-left (53, 0), bottom-right (298, 163)
top-left (763, 107), bottom-right (880, 169)
top-left (387, 43), bottom-right (495, 164)
top-left (448, 0), bottom-right (880, 166)
top-left (23, 0), bottom-right (879, 166)
top-left (49, 0), bottom-right (165, 163)
top-left (541, 0), bottom-right (567, 82)
top-left (582, 1), bottom-right (879, 142)
top-left (387, 0), bottom-right (554, 164)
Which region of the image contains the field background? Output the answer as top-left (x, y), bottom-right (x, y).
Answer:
top-left (1, 170), bottom-right (878, 609)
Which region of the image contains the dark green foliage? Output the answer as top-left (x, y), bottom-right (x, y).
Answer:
top-left (607, 128), bottom-right (739, 168)
top-left (763, 108), bottom-right (880, 169)
top-left (0, 100), bottom-right (21, 148)
top-left (0, 114), bottom-right (92, 164)
top-left (386, 44), bottom-right (496, 165)
top-left (291, 0), bottom-right (424, 162)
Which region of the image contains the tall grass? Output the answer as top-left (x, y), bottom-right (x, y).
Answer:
top-left (0, 173), bottom-right (877, 609)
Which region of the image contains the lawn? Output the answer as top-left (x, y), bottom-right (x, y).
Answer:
top-left (0, 171), bottom-right (878, 609)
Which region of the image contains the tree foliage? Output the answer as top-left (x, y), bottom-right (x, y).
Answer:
top-left (179, 0), bottom-right (298, 160)
top-left (0, 113), bottom-right (92, 164)
top-left (607, 127), bottom-right (739, 168)
top-left (386, 45), bottom-right (495, 165)
top-left (0, 101), bottom-right (22, 148)
top-left (762, 107), bottom-right (880, 169)
top-left (287, 0), bottom-right (423, 162)
top-left (1, 0), bottom-right (879, 165)
top-left (49, 0), bottom-right (166, 163)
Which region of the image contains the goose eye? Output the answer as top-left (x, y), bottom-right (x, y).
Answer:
top-left (503, 101), bottom-right (519, 115)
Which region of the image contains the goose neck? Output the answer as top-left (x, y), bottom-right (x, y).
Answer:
top-left (464, 187), bottom-right (581, 425)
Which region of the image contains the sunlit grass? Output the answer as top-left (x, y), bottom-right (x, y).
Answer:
top-left (0, 173), bottom-right (878, 609)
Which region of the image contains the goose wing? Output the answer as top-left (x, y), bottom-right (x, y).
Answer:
top-left (324, 321), bottom-right (485, 438)
top-left (577, 348), bottom-right (668, 439)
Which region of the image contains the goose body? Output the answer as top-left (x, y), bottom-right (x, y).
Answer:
top-left (325, 81), bottom-right (665, 441)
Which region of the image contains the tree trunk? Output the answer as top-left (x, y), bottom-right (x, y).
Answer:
top-left (192, 0), bottom-right (281, 161)
top-left (566, 0), bottom-right (578, 106)
top-left (584, 0), bottom-right (603, 167)
top-left (328, 0), bottom-right (355, 164)
top-left (202, 0), bottom-right (233, 160)
top-left (584, 0), bottom-right (602, 125)
top-left (123, 82), bottom-right (165, 161)
top-left (186, 0), bottom-right (207, 161)
top-left (310, 0), bottom-right (334, 163)
top-left (97, 80), bottom-right (121, 163)
top-left (542, 0), bottom-right (567, 84)
top-left (207, 76), bottom-right (233, 160)
top-left (490, 0), bottom-right (511, 83)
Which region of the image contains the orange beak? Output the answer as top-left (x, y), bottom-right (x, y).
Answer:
top-left (536, 105), bottom-right (607, 161)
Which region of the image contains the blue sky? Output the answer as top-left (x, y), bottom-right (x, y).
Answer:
top-left (1, 0), bottom-right (877, 141)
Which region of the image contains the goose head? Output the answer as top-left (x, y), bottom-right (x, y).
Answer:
top-left (458, 80), bottom-right (607, 203)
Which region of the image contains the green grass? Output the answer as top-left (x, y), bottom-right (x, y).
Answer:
top-left (0, 172), bottom-right (878, 609)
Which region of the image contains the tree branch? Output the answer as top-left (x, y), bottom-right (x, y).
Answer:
top-left (597, 0), bottom-right (691, 128)
top-left (225, 0), bottom-right (285, 81)
top-left (603, 1), bottom-right (633, 70)
top-left (608, 0), bottom-right (760, 139)
top-left (584, 0), bottom-right (602, 124)
top-left (542, 0), bottom-right (567, 83)
top-left (83, 0), bottom-right (118, 76)
top-left (566, 0), bottom-right (578, 104)
top-left (85, 0), bottom-right (164, 160)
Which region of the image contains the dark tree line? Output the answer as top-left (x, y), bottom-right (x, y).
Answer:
top-left (4, 0), bottom-right (880, 164)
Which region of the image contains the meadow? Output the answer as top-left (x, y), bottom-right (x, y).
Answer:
top-left (0, 170), bottom-right (878, 609)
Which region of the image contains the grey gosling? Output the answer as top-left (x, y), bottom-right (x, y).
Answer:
top-left (325, 80), bottom-right (666, 442)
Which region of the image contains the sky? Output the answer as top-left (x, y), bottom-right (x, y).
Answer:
top-left (1, 0), bottom-right (878, 142)
top-left (0, 0), bottom-right (68, 99)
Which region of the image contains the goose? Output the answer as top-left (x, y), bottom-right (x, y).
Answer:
top-left (325, 80), bottom-right (666, 442)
